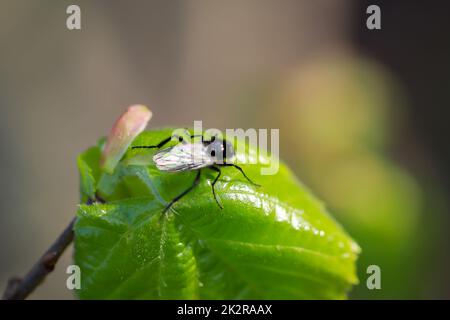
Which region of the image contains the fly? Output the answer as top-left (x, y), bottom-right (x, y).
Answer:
top-left (132, 131), bottom-right (260, 213)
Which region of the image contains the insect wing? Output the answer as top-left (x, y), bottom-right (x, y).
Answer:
top-left (153, 143), bottom-right (213, 172)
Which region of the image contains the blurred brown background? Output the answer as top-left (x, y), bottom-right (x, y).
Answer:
top-left (0, 0), bottom-right (449, 299)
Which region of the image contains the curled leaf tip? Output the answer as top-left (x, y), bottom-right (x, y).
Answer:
top-left (100, 104), bottom-right (152, 174)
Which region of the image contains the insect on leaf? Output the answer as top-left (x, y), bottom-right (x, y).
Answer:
top-left (74, 128), bottom-right (360, 299)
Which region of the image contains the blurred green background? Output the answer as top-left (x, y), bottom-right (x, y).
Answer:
top-left (0, 0), bottom-right (449, 299)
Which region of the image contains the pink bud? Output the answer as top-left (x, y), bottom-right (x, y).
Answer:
top-left (100, 104), bottom-right (152, 174)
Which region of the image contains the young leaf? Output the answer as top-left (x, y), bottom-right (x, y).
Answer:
top-left (74, 129), bottom-right (360, 299)
top-left (100, 104), bottom-right (152, 174)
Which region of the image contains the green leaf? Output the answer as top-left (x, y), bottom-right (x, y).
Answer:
top-left (74, 128), bottom-right (360, 299)
top-left (77, 146), bottom-right (101, 203)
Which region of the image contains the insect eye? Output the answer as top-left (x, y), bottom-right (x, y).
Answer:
top-left (178, 136), bottom-right (183, 142)
top-left (211, 150), bottom-right (216, 157)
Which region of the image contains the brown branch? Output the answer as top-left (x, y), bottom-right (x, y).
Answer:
top-left (2, 217), bottom-right (76, 300)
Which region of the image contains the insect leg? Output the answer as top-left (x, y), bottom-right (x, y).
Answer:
top-left (132, 136), bottom-right (172, 149)
top-left (224, 163), bottom-right (260, 187)
top-left (132, 133), bottom-right (205, 151)
top-left (180, 128), bottom-right (204, 143)
top-left (163, 170), bottom-right (202, 214)
top-left (208, 166), bottom-right (223, 209)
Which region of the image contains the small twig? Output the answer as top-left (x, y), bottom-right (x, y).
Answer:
top-left (2, 195), bottom-right (104, 300)
top-left (2, 217), bottom-right (76, 300)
